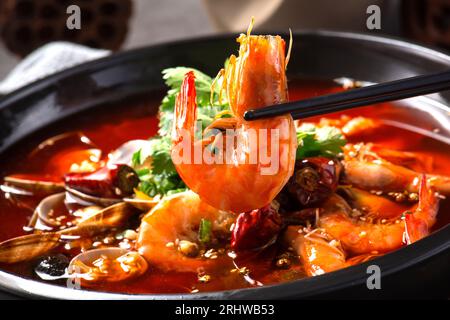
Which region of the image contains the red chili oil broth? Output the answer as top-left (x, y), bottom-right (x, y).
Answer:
top-left (0, 79), bottom-right (449, 294)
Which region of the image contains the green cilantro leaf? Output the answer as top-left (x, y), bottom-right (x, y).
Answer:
top-left (296, 124), bottom-right (346, 159)
top-left (136, 65), bottom-right (346, 198)
top-left (198, 218), bottom-right (212, 244)
top-left (131, 149), bottom-right (141, 167)
top-left (158, 67), bottom-right (229, 136)
top-left (132, 136), bottom-right (186, 197)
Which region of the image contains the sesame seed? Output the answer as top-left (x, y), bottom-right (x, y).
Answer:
top-left (198, 274), bottom-right (211, 283)
top-left (276, 258), bottom-right (291, 269)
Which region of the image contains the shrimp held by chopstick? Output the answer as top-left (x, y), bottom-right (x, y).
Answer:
top-left (171, 32), bottom-right (297, 213)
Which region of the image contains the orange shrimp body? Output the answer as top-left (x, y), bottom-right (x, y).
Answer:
top-left (319, 177), bottom-right (438, 255)
top-left (342, 187), bottom-right (409, 220)
top-left (284, 226), bottom-right (380, 276)
top-left (319, 202), bottom-right (406, 254)
top-left (136, 191), bottom-right (234, 272)
top-left (404, 175), bottom-right (439, 243)
top-left (171, 34), bottom-right (296, 213)
top-left (343, 144), bottom-right (450, 195)
top-left (284, 226), bottom-right (346, 276)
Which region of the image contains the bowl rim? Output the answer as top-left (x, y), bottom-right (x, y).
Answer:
top-left (0, 30), bottom-right (449, 299)
top-left (2, 29), bottom-right (450, 108)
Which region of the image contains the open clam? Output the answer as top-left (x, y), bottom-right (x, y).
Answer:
top-left (123, 189), bottom-right (160, 212)
top-left (68, 248), bottom-right (148, 284)
top-left (0, 233), bottom-right (61, 264)
top-left (28, 132), bottom-right (102, 177)
top-left (0, 201), bottom-right (139, 264)
top-left (28, 192), bottom-right (66, 231)
top-left (1, 132), bottom-right (102, 197)
top-left (65, 186), bottom-right (121, 207)
top-left (29, 190), bottom-right (139, 237)
top-left (123, 197), bottom-right (159, 211)
top-left (3, 176), bottom-right (65, 195)
top-left (58, 202), bottom-right (138, 236)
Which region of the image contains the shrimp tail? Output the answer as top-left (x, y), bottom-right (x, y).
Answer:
top-left (405, 175), bottom-right (439, 244)
top-left (172, 71), bottom-right (197, 144)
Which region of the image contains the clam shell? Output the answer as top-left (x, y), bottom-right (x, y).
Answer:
top-left (72, 206), bottom-right (103, 221)
top-left (68, 248), bottom-right (148, 284)
top-left (3, 176), bottom-right (65, 194)
top-left (58, 202), bottom-right (137, 236)
top-left (65, 186), bottom-right (121, 207)
top-left (29, 132), bottom-right (99, 158)
top-left (69, 247), bottom-right (128, 266)
top-left (0, 233), bottom-right (61, 264)
top-left (123, 197), bottom-right (159, 211)
top-left (0, 184), bottom-right (33, 196)
top-left (28, 192), bottom-right (66, 231)
top-left (27, 132), bottom-right (102, 178)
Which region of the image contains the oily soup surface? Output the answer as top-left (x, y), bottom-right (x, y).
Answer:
top-left (0, 79), bottom-right (449, 294)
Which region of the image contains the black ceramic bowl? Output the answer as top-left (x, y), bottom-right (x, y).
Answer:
top-left (0, 31), bottom-right (449, 299)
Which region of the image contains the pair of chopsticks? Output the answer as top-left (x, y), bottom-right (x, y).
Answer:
top-left (243, 70), bottom-right (450, 121)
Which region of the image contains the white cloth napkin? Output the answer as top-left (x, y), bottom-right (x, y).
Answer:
top-left (0, 42), bottom-right (110, 95)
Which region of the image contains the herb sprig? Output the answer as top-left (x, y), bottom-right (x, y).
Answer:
top-left (133, 67), bottom-right (229, 197)
top-left (133, 66), bottom-right (346, 198)
top-left (296, 124), bottom-right (346, 159)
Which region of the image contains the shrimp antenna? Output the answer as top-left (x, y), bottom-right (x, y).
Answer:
top-left (209, 17), bottom-right (255, 107)
top-left (247, 16), bottom-right (255, 37)
top-left (286, 28), bottom-right (293, 70)
top-left (210, 69), bottom-right (224, 106)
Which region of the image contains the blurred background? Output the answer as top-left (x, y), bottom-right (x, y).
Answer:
top-left (0, 0), bottom-right (449, 81)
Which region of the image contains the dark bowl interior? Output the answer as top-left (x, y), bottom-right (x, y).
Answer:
top-left (0, 31), bottom-right (449, 299)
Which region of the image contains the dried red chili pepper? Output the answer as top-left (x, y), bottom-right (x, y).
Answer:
top-left (64, 164), bottom-right (139, 199)
top-left (231, 204), bottom-right (282, 251)
top-left (284, 157), bottom-right (341, 207)
top-left (283, 207), bottom-right (319, 225)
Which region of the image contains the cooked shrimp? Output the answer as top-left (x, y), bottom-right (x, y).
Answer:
top-left (171, 32), bottom-right (297, 213)
top-left (284, 226), bottom-right (380, 276)
top-left (297, 116), bottom-right (381, 138)
top-left (319, 196), bottom-right (405, 254)
top-left (339, 187), bottom-right (408, 220)
top-left (319, 178), bottom-right (439, 254)
top-left (404, 175), bottom-right (439, 243)
top-left (343, 143), bottom-right (450, 195)
top-left (343, 157), bottom-right (450, 195)
top-left (136, 191), bottom-right (234, 272)
top-left (284, 226), bottom-right (346, 276)
top-left (341, 117), bottom-right (380, 137)
top-left (344, 142), bottom-right (434, 172)
top-left (363, 144), bottom-right (434, 172)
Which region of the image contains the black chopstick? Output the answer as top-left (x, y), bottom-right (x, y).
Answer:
top-left (243, 70), bottom-right (450, 121)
